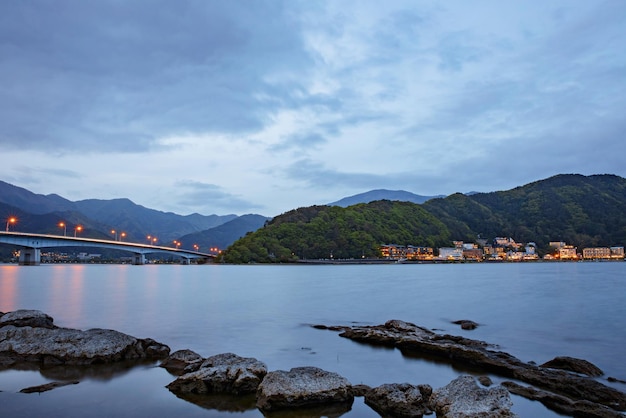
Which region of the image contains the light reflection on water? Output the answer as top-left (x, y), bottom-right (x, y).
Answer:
top-left (1, 262), bottom-right (625, 417)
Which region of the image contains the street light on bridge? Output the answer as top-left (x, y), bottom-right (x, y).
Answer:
top-left (58, 222), bottom-right (67, 236)
top-left (111, 230), bottom-right (117, 241)
top-left (120, 232), bottom-right (126, 241)
top-left (5, 216), bottom-right (17, 232)
top-left (75, 225), bottom-right (83, 237)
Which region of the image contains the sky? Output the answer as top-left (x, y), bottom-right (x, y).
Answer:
top-left (1, 1), bottom-right (625, 217)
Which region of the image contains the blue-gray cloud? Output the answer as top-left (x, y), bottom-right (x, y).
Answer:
top-left (174, 180), bottom-right (262, 213)
top-left (0, 0), bottom-right (314, 153)
top-left (0, 0), bottom-right (625, 216)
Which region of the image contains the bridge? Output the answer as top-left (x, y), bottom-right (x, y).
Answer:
top-left (0, 231), bottom-right (214, 265)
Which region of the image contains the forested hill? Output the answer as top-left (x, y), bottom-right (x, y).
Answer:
top-left (219, 174), bottom-right (626, 263)
top-left (423, 174), bottom-right (626, 250)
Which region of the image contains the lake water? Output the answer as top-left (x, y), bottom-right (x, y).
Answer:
top-left (0, 262), bottom-right (625, 417)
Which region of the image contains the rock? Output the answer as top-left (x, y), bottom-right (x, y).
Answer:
top-left (256, 366), bottom-right (354, 412)
top-left (503, 381), bottom-right (624, 418)
top-left (452, 319), bottom-right (479, 330)
top-left (477, 376), bottom-right (493, 387)
top-left (0, 310), bottom-right (170, 366)
top-left (540, 356), bottom-right (604, 377)
top-left (160, 349), bottom-right (204, 374)
top-left (350, 383), bottom-right (372, 397)
top-left (0, 310), bottom-right (55, 329)
top-left (430, 375), bottom-right (517, 418)
top-left (364, 382), bottom-right (433, 417)
top-left (19, 380), bottom-right (79, 393)
top-left (166, 352), bottom-right (267, 395)
top-left (324, 320), bottom-right (626, 413)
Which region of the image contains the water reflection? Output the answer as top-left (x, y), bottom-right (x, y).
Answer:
top-left (170, 392), bottom-right (257, 413)
top-left (0, 360), bottom-right (160, 383)
top-left (0, 265), bottom-right (18, 311)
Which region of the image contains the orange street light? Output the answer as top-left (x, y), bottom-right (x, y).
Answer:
top-left (75, 225), bottom-right (83, 237)
top-left (193, 244), bottom-right (199, 252)
top-left (111, 230), bottom-right (117, 241)
top-left (152, 237), bottom-right (157, 245)
top-left (120, 232), bottom-right (126, 241)
top-left (5, 216), bottom-right (17, 232)
top-left (59, 221), bottom-right (67, 236)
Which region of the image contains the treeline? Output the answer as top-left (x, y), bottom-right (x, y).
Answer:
top-left (219, 174), bottom-right (626, 263)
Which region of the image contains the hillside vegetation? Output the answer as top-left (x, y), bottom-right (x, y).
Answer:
top-left (220, 174), bottom-right (626, 263)
top-left (220, 201), bottom-right (451, 263)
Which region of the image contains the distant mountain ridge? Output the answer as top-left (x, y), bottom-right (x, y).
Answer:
top-left (0, 180), bottom-right (242, 244)
top-left (329, 189), bottom-right (444, 207)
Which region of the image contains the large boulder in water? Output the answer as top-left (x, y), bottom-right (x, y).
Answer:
top-left (0, 310), bottom-right (169, 367)
top-left (429, 375), bottom-right (517, 418)
top-left (256, 366), bottom-right (354, 413)
top-left (167, 352), bottom-right (267, 395)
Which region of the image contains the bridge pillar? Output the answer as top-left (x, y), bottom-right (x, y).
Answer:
top-left (19, 248), bottom-right (41, 266)
top-left (133, 253), bottom-right (146, 265)
top-left (181, 257), bottom-right (190, 265)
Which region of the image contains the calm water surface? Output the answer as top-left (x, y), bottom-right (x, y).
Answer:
top-left (1, 262), bottom-right (625, 417)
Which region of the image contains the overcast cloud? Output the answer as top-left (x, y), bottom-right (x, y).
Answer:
top-left (1, 0), bottom-right (624, 216)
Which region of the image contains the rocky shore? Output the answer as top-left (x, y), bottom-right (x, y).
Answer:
top-left (2, 310), bottom-right (625, 417)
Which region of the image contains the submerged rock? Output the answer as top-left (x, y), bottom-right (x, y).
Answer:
top-left (452, 319), bottom-right (479, 330)
top-left (364, 382), bottom-right (433, 417)
top-left (430, 375), bottom-right (517, 418)
top-left (256, 366), bottom-right (354, 413)
top-left (503, 381), bottom-right (624, 418)
top-left (19, 380), bottom-right (79, 393)
top-left (167, 352), bottom-right (267, 395)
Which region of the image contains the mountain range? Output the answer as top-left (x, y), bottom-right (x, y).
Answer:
top-left (0, 180), bottom-right (268, 252)
top-left (328, 189), bottom-right (443, 207)
top-left (4, 174), bottom-right (626, 262)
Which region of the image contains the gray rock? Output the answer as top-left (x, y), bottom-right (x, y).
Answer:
top-left (0, 310), bottom-right (55, 329)
top-left (167, 352), bottom-right (267, 395)
top-left (452, 319), bottom-right (479, 330)
top-left (430, 375), bottom-right (517, 418)
top-left (160, 349), bottom-right (204, 374)
top-left (256, 366), bottom-right (354, 412)
top-left (0, 317), bottom-right (169, 366)
top-left (20, 380), bottom-right (79, 393)
top-left (503, 381), bottom-right (624, 418)
top-left (540, 356), bottom-right (604, 377)
top-left (329, 320), bottom-right (626, 413)
top-left (365, 382), bottom-right (433, 417)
